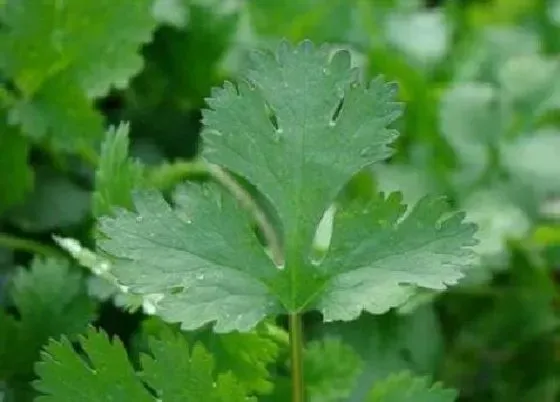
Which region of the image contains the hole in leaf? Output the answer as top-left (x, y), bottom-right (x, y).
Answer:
top-left (309, 205), bottom-right (336, 266)
top-left (330, 97), bottom-right (344, 125)
top-left (264, 101), bottom-right (279, 130)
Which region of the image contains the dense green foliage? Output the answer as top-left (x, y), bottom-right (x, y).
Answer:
top-left (1, 0), bottom-right (559, 401)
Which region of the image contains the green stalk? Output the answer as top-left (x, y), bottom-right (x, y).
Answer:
top-left (0, 232), bottom-right (65, 259)
top-left (207, 163), bottom-right (284, 267)
top-left (289, 312), bottom-right (305, 402)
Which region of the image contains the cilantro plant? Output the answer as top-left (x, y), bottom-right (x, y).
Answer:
top-left (1, 1), bottom-right (559, 401)
top-left (33, 40), bottom-right (477, 401)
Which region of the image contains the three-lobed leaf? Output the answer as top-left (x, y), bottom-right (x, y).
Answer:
top-left (97, 40), bottom-right (477, 332)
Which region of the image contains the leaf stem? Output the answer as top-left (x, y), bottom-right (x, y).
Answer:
top-left (289, 313), bottom-right (305, 402)
top-left (0, 232), bottom-right (65, 259)
top-left (147, 160), bottom-right (210, 191)
top-left (206, 163), bottom-right (284, 267)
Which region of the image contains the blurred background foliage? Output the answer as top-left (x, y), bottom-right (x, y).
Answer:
top-left (1, 0), bottom-right (560, 401)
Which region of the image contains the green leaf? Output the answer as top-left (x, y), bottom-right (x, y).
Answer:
top-left (0, 119), bottom-right (33, 214)
top-left (8, 74), bottom-right (104, 152)
top-left (34, 327), bottom-right (253, 401)
top-left (135, 3), bottom-right (239, 108)
top-left (373, 163), bottom-right (436, 208)
top-left (9, 168), bottom-right (90, 232)
top-left (35, 328), bottom-right (152, 402)
top-left (317, 193), bottom-right (476, 319)
top-left (441, 250), bottom-right (558, 400)
top-left (93, 123), bottom-right (145, 218)
top-left (461, 189), bottom-right (531, 258)
top-left (385, 9), bottom-right (450, 68)
top-left (0, 0), bottom-right (157, 97)
top-left (501, 129), bottom-right (560, 195)
top-left (367, 371), bottom-right (457, 402)
top-left (248, 0), bottom-right (353, 43)
top-left (456, 249), bottom-right (558, 351)
top-left (321, 307), bottom-right (444, 401)
top-left (99, 184), bottom-right (277, 332)
top-left (467, 0), bottom-right (536, 27)
top-left (152, 0), bottom-right (188, 28)
top-left (0, 0), bottom-right (157, 149)
top-left (203, 41), bottom-right (401, 251)
top-left (142, 331), bottom-right (252, 402)
top-left (498, 55), bottom-right (560, 113)
top-left (454, 27), bottom-right (540, 82)
top-left (550, 0), bottom-right (560, 25)
top-left (0, 258), bottom-right (95, 381)
top-left (439, 82), bottom-right (501, 175)
top-left (203, 330), bottom-right (279, 395)
top-left (137, 316), bottom-right (280, 395)
top-left (98, 41), bottom-right (477, 332)
top-left (305, 338), bottom-right (362, 402)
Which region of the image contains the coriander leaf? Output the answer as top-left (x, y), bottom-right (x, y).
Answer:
top-left (142, 331), bottom-right (253, 401)
top-left (98, 41), bottom-right (477, 332)
top-left (501, 129), bottom-right (560, 195)
top-left (137, 316), bottom-right (279, 395)
top-left (93, 123), bottom-right (145, 218)
top-left (152, 0), bottom-right (188, 28)
top-left (0, 0), bottom-right (157, 97)
top-left (203, 41), bottom-right (401, 253)
top-left (204, 331), bottom-right (279, 395)
top-left (305, 338), bottom-right (362, 402)
top-left (0, 118), bottom-right (33, 214)
top-left (385, 9), bottom-right (450, 68)
top-left (454, 27), bottom-right (540, 82)
top-left (0, 258), bottom-right (95, 381)
top-left (317, 193), bottom-right (477, 320)
top-left (248, 1), bottom-right (352, 43)
top-left (134, 3), bottom-right (239, 110)
top-left (34, 327), bottom-right (253, 401)
top-left (439, 82), bottom-right (501, 177)
top-left (35, 328), bottom-right (153, 402)
top-left (367, 371), bottom-right (457, 402)
top-left (9, 168), bottom-right (90, 232)
top-left (373, 164), bottom-right (436, 207)
top-left (498, 54), bottom-right (560, 115)
top-left (0, 0), bottom-right (156, 149)
top-left (98, 184), bottom-right (280, 332)
top-left (461, 190), bottom-right (530, 258)
top-left (8, 74), bottom-right (104, 152)
top-left (320, 307), bottom-right (444, 401)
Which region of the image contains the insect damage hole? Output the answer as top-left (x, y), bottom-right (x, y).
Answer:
top-left (329, 97), bottom-right (345, 127)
